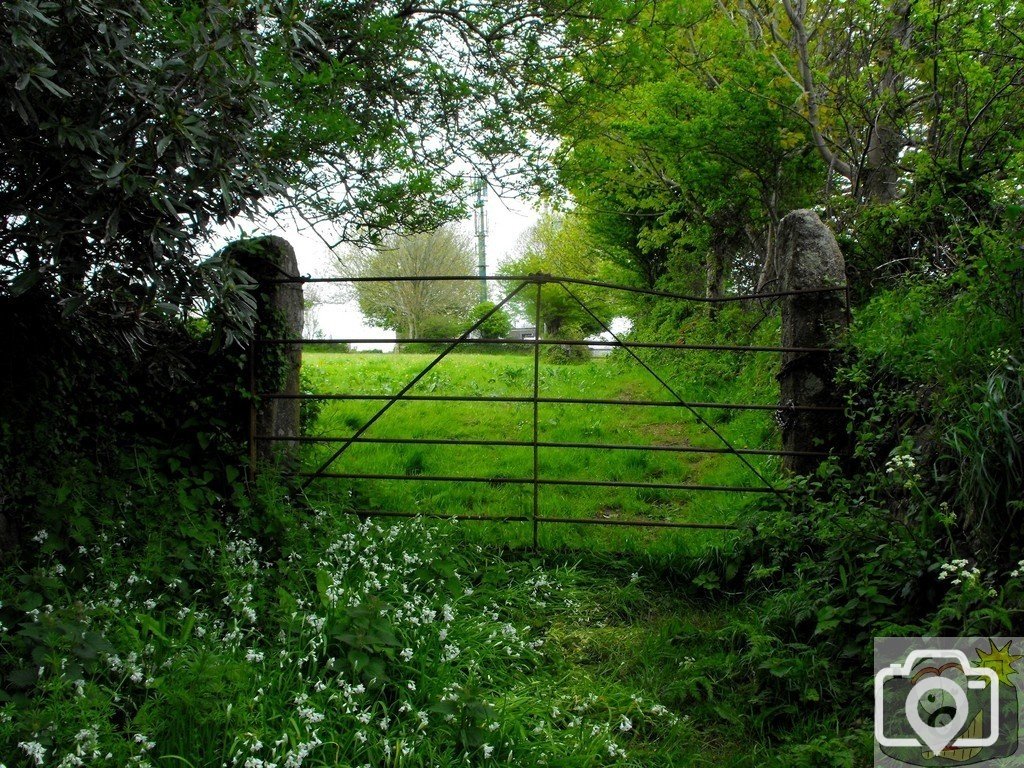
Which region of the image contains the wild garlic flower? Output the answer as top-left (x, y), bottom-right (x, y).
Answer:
top-left (885, 450), bottom-right (921, 489)
top-left (990, 347), bottom-right (1012, 368)
top-left (19, 741), bottom-right (46, 766)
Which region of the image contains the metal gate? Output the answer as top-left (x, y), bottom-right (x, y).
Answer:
top-left (253, 273), bottom-right (845, 546)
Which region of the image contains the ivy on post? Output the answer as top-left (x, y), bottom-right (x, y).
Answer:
top-left (763, 210), bottom-right (850, 475)
top-left (224, 237), bottom-right (304, 476)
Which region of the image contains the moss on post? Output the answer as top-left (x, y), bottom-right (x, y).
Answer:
top-left (772, 210), bottom-right (850, 474)
top-left (225, 236), bottom-right (304, 470)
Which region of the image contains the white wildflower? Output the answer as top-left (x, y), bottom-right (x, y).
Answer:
top-left (20, 741), bottom-right (46, 766)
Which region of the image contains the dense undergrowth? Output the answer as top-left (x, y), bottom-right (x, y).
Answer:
top-left (678, 246), bottom-right (1024, 760)
top-left (0, 462), bottom-right (702, 767)
top-left (2, 232), bottom-right (1022, 767)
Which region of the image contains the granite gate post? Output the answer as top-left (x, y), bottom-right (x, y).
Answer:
top-left (225, 236), bottom-right (304, 473)
top-left (767, 210), bottom-right (850, 475)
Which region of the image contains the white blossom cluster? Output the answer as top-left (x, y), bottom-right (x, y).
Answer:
top-left (2, 514), bottom-right (687, 766)
top-left (885, 450), bottom-right (921, 489)
top-left (989, 346), bottom-right (1015, 369)
top-left (938, 558), bottom-right (980, 585)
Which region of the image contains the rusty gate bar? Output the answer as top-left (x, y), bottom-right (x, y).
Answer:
top-left (262, 337), bottom-right (837, 354)
top-left (255, 434), bottom-right (841, 458)
top-left (343, 509), bottom-right (737, 530)
top-left (254, 272), bottom-right (849, 537)
top-left (263, 272), bottom-right (847, 305)
top-left (258, 392), bottom-right (843, 413)
top-left (295, 472), bottom-right (785, 492)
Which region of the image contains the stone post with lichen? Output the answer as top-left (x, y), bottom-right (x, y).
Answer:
top-left (762, 210), bottom-right (850, 475)
top-left (224, 236), bottom-right (304, 472)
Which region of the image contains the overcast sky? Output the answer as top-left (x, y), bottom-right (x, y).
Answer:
top-left (222, 189), bottom-right (541, 350)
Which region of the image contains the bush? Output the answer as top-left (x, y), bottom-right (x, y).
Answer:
top-left (466, 301), bottom-right (513, 339)
top-left (543, 343), bottom-right (591, 364)
top-left (0, 295), bottom-right (248, 545)
top-left (400, 315), bottom-right (465, 353)
top-left (303, 342), bottom-right (350, 354)
top-left (656, 241), bottom-right (1024, 756)
top-left (540, 322), bottom-right (590, 364)
top-left (944, 348), bottom-right (1024, 558)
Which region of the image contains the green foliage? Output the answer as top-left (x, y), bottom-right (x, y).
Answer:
top-left (467, 301), bottom-right (513, 340)
top-left (553, 1), bottom-right (821, 293)
top-left (1, 0), bottom-right (275, 324)
top-left (840, 237), bottom-right (1023, 560)
top-left (502, 214), bottom-right (616, 337)
top-left (0, 295), bottom-right (248, 540)
top-left (944, 349), bottom-right (1023, 547)
top-left (840, 166), bottom-right (1024, 294)
top-left (2, 0), bottom-right (598, 334)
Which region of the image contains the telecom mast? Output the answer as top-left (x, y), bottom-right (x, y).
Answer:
top-left (473, 175), bottom-right (487, 303)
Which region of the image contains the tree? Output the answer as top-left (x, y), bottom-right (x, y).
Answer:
top-left (726, 0), bottom-right (1024, 205)
top-left (466, 301), bottom-right (513, 339)
top-left (0, 0), bottom-right (619, 345)
top-left (551, 1), bottom-right (820, 301)
top-left (337, 226), bottom-right (477, 340)
top-left (303, 284), bottom-right (326, 341)
top-left (548, 0), bottom-right (1024, 299)
top-left (501, 213), bottom-right (614, 337)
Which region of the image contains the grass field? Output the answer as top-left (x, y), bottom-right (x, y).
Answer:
top-left (299, 351), bottom-right (784, 555)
